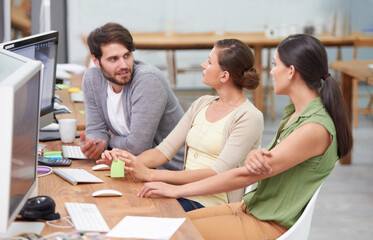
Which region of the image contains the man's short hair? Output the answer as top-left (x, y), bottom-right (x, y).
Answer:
top-left (87, 22), bottom-right (135, 60)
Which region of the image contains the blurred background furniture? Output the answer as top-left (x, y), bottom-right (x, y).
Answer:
top-left (351, 35), bottom-right (373, 128)
top-left (11, 0), bottom-right (31, 39)
top-left (330, 59), bottom-right (373, 164)
top-left (165, 31), bottom-right (216, 87)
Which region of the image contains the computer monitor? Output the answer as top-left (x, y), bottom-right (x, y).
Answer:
top-left (0, 49), bottom-right (41, 234)
top-left (0, 31), bottom-right (58, 129)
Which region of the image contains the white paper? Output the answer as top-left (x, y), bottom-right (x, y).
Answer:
top-left (106, 216), bottom-right (185, 240)
top-left (368, 64), bottom-right (373, 69)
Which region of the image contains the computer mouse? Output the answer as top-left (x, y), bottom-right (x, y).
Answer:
top-left (92, 164), bottom-right (110, 171)
top-left (92, 189), bottom-right (122, 197)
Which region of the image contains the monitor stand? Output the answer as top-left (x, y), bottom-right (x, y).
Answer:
top-left (0, 222), bottom-right (45, 238)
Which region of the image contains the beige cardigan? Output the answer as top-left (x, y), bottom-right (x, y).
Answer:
top-left (156, 95), bottom-right (264, 203)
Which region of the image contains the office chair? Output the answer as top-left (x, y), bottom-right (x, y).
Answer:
top-left (276, 183), bottom-right (324, 240)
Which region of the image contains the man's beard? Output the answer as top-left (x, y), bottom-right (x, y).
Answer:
top-left (100, 62), bottom-right (132, 86)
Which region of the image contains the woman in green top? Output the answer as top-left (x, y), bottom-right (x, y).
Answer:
top-left (137, 34), bottom-right (353, 239)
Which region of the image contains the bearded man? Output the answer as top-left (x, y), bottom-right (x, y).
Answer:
top-left (80, 22), bottom-right (184, 171)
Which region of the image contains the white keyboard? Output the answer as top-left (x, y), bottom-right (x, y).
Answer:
top-left (62, 145), bottom-right (88, 159)
top-left (53, 169), bottom-right (103, 185)
top-left (65, 202), bottom-right (110, 232)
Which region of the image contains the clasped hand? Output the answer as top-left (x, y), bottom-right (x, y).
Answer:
top-left (245, 148), bottom-right (273, 175)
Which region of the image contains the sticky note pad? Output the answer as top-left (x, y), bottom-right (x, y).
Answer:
top-left (56, 83), bottom-right (69, 89)
top-left (110, 159), bottom-right (125, 178)
top-left (43, 151), bottom-right (63, 156)
top-left (44, 155), bottom-right (63, 159)
top-left (68, 87), bottom-right (81, 93)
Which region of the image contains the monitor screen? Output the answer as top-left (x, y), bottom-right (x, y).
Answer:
top-left (9, 71), bottom-right (40, 218)
top-left (1, 31), bottom-right (58, 128)
top-left (0, 49), bottom-right (41, 233)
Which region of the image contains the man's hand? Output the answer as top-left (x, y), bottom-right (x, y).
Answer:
top-left (245, 148), bottom-right (273, 175)
top-left (79, 132), bottom-right (106, 160)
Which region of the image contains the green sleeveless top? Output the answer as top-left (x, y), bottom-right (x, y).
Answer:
top-left (243, 97), bottom-right (339, 229)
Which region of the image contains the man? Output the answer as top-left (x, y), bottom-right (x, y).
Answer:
top-left (80, 22), bottom-right (184, 170)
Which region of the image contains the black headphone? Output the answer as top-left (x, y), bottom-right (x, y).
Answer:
top-left (17, 196), bottom-right (60, 221)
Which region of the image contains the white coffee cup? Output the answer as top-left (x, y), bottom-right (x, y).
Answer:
top-left (59, 119), bottom-right (77, 143)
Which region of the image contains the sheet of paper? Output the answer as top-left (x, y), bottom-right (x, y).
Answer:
top-left (106, 216), bottom-right (185, 240)
top-left (110, 159), bottom-right (125, 177)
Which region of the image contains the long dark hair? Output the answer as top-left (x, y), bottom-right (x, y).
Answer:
top-left (277, 34), bottom-right (352, 158)
top-left (87, 22), bottom-right (135, 60)
top-left (214, 39), bottom-right (259, 90)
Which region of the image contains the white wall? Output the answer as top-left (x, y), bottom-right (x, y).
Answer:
top-left (66, 0), bottom-right (373, 87)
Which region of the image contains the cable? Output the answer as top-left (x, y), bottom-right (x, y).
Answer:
top-left (46, 216), bottom-right (74, 229)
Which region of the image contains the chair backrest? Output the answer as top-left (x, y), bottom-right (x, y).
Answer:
top-left (276, 183), bottom-right (324, 240)
top-left (244, 182), bottom-right (258, 194)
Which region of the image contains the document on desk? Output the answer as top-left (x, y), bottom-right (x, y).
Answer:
top-left (106, 216), bottom-right (185, 240)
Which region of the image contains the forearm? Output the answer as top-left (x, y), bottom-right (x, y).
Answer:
top-left (138, 148), bottom-right (169, 169)
top-left (149, 168), bottom-right (216, 185)
top-left (175, 167), bottom-right (256, 198)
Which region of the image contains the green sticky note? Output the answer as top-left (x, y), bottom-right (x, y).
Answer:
top-left (110, 159), bottom-right (125, 178)
top-left (43, 151), bottom-right (62, 156)
top-left (56, 83), bottom-right (69, 89)
top-left (78, 110), bottom-right (85, 114)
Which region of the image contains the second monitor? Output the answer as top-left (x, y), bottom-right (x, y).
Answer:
top-left (1, 30), bottom-right (59, 129)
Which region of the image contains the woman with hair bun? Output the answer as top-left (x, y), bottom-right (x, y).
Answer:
top-left (134, 34), bottom-right (353, 239)
top-left (98, 39), bottom-right (264, 212)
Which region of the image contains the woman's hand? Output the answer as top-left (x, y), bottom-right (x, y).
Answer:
top-left (97, 148), bottom-right (152, 181)
top-left (96, 149), bottom-right (118, 166)
top-left (245, 148), bottom-right (273, 175)
top-left (137, 182), bottom-right (180, 198)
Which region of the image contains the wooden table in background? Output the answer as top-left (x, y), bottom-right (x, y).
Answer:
top-left (38, 139), bottom-right (203, 239)
top-left (132, 32), bottom-right (359, 112)
top-left (330, 59), bottom-right (373, 164)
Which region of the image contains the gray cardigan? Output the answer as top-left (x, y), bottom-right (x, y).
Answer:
top-left (82, 60), bottom-right (185, 170)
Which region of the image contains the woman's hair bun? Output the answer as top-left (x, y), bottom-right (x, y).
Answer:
top-left (240, 67), bottom-right (259, 90)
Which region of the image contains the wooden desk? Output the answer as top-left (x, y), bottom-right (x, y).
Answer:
top-left (330, 60), bottom-right (373, 164)
top-left (132, 32), bottom-right (358, 112)
top-left (38, 140), bottom-right (203, 239)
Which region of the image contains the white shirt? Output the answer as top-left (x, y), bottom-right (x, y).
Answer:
top-left (107, 84), bottom-right (130, 135)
